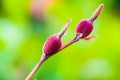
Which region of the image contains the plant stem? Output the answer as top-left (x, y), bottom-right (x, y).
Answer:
top-left (25, 54), bottom-right (46, 80)
top-left (59, 33), bottom-right (82, 51)
top-left (90, 4), bottom-right (104, 22)
top-left (58, 19), bottom-right (72, 38)
top-left (59, 39), bottom-right (75, 51)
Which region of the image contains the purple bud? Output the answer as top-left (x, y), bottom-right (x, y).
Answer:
top-left (43, 34), bottom-right (62, 55)
top-left (76, 19), bottom-right (93, 38)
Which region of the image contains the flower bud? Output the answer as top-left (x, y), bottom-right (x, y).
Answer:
top-left (75, 19), bottom-right (93, 38)
top-left (43, 34), bottom-right (62, 55)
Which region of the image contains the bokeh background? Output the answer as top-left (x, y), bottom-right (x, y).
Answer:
top-left (0, 0), bottom-right (120, 80)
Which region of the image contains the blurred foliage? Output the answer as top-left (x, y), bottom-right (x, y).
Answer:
top-left (0, 0), bottom-right (120, 80)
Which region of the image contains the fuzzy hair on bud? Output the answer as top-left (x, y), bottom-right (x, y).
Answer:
top-left (76, 19), bottom-right (93, 38)
top-left (43, 34), bottom-right (62, 55)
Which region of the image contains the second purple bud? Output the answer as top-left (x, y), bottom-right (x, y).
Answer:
top-left (75, 19), bottom-right (93, 38)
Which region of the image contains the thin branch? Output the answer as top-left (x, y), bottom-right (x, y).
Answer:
top-left (59, 33), bottom-right (82, 51)
top-left (58, 19), bottom-right (72, 38)
top-left (90, 4), bottom-right (104, 22)
top-left (25, 54), bottom-right (47, 80)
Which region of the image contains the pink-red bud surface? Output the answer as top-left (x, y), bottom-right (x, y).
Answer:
top-left (76, 19), bottom-right (93, 38)
top-left (43, 34), bottom-right (62, 55)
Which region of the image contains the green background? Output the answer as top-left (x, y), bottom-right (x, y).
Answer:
top-left (0, 0), bottom-right (120, 80)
